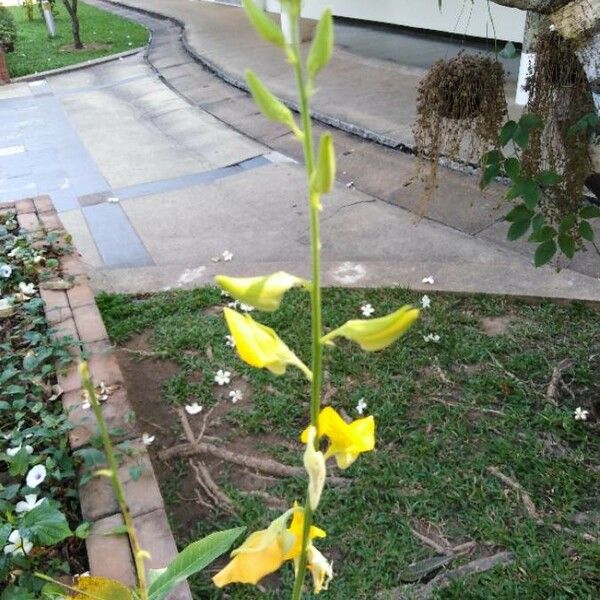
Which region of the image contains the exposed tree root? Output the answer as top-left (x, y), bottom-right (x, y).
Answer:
top-left (545, 359), bottom-right (574, 406)
top-left (487, 466), bottom-right (540, 520)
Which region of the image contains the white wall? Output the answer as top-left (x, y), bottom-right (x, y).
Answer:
top-left (265, 0), bottom-right (526, 43)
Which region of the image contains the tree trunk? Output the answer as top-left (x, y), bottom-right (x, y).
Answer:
top-left (62, 0), bottom-right (83, 49)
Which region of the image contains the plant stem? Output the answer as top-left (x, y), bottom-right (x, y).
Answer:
top-left (289, 11), bottom-right (323, 600)
top-left (80, 364), bottom-right (149, 600)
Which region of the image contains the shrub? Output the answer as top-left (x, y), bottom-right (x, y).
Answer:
top-left (0, 6), bottom-right (17, 53)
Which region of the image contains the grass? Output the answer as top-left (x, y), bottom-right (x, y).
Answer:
top-left (5, 1), bottom-right (148, 78)
top-left (97, 288), bottom-right (600, 599)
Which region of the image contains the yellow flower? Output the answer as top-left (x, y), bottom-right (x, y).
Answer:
top-left (213, 505), bottom-right (325, 588)
top-left (301, 407), bottom-right (375, 469)
top-left (215, 272), bottom-right (306, 312)
top-left (223, 308), bottom-right (312, 379)
top-left (321, 305), bottom-right (420, 352)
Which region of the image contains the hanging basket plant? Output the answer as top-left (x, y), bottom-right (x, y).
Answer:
top-left (522, 29), bottom-right (595, 236)
top-left (413, 53), bottom-right (507, 204)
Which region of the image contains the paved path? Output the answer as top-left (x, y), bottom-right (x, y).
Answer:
top-left (0, 3), bottom-right (598, 302)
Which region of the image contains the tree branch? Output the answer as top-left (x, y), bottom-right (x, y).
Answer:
top-left (489, 0), bottom-right (572, 13)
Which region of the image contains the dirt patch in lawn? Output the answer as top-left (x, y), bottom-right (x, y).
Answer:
top-left (59, 42), bottom-right (111, 53)
top-left (480, 315), bottom-right (513, 336)
top-left (115, 330), bottom-right (298, 533)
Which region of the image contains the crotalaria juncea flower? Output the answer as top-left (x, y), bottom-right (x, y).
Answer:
top-left (321, 305), bottom-right (420, 352)
top-left (215, 272), bottom-right (306, 312)
top-left (223, 308), bottom-right (312, 379)
top-left (302, 407), bottom-right (375, 469)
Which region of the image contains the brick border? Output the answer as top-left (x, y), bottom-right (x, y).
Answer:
top-left (13, 196), bottom-right (192, 600)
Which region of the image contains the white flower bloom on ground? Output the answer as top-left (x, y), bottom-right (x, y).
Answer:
top-left (239, 303), bottom-right (254, 312)
top-left (222, 250), bottom-right (233, 262)
top-left (142, 433), bottom-right (156, 446)
top-left (220, 290), bottom-right (230, 297)
top-left (18, 282), bottom-right (36, 297)
top-left (574, 407), bottom-right (590, 421)
top-left (360, 303), bottom-right (375, 317)
top-left (33, 254), bottom-right (44, 264)
top-left (0, 264), bottom-right (12, 278)
top-left (15, 494), bottom-right (44, 513)
top-left (229, 389), bottom-right (243, 404)
top-left (422, 276), bottom-right (435, 285)
top-left (356, 398), bottom-right (367, 415)
top-left (423, 333), bottom-right (441, 343)
top-left (225, 335), bottom-right (235, 348)
top-left (7, 444), bottom-right (33, 457)
top-left (185, 402), bottom-right (203, 415)
top-left (26, 464), bottom-right (46, 488)
top-left (214, 369), bottom-right (231, 386)
top-left (227, 300), bottom-right (240, 309)
top-left (3, 530), bottom-right (33, 556)
top-left (421, 295), bottom-right (431, 309)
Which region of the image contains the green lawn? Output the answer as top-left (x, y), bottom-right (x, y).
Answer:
top-left (98, 288), bottom-right (600, 599)
top-left (5, 1), bottom-right (148, 78)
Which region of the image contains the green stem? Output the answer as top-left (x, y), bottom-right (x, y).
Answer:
top-left (80, 364), bottom-right (149, 600)
top-left (289, 12), bottom-right (323, 600)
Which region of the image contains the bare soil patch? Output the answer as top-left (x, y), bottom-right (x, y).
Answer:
top-left (480, 316), bottom-right (512, 336)
top-left (59, 42), bottom-right (111, 53)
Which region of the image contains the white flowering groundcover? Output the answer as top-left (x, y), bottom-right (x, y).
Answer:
top-left (0, 211), bottom-right (88, 597)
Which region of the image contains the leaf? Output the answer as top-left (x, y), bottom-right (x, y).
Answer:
top-left (148, 527), bottom-right (245, 600)
top-left (311, 133), bottom-right (336, 195)
top-left (0, 523), bottom-right (11, 547)
top-left (512, 125), bottom-right (529, 149)
top-left (507, 219), bottom-right (531, 241)
top-left (521, 179), bottom-right (542, 210)
top-left (505, 204), bottom-right (533, 223)
top-left (307, 9), bottom-right (333, 81)
top-left (22, 354), bottom-right (37, 371)
top-left (8, 447), bottom-right (30, 477)
top-left (558, 214), bottom-right (576, 234)
top-left (75, 522), bottom-right (92, 539)
top-left (558, 234), bottom-right (575, 259)
top-left (579, 220), bottom-right (595, 242)
top-left (482, 149), bottom-right (502, 166)
top-left (128, 465), bottom-right (142, 481)
top-left (519, 113), bottom-right (544, 131)
top-left (580, 205), bottom-right (600, 219)
top-left (102, 524), bottom-right (129, 536)
top-left (529, 225), bottom-right (556, 243)
top-left (534, 240), bottom-right (557, 267)
top-left (499, 121), bottom-right (517, 147)
top-left (245, 70), bottom-right (301, 137)
top-left (480, 162), bottom-right (500, 189)
top-left (499, 41), bottom-right (517, 59)
top-left (22, 502), bottom-right (72, 545)
top-left (72, 577), bottom-right (134, 600)
top-left (241, 0), bottom-right (285, 48)
top-left (531, 213), bottom-right (545, 232)
top-left (535, 170), bottom-right (561, 186)
top-left (503, 157), bottom-right (520, 180)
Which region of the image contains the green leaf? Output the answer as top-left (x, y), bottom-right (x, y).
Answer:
top-left (531, 213), bottom-right (545, 232)
top-left (148, 527), bottom-right (245, 600)
top-left (558, 214), bottom-right (576, 234)
top-left (529, 225), bottom-right (556, 243)
top-left (504, 157), bottom-right (520, 180)
top-left (482, 149), bottom-right (502, 166)
top-left (22, 354), bottom-right (38, 371)
top-left (505, 204), bottom-right (533, 223)
top-left (22, 502), bottom-right (72, 545)
top-left (507, 219), bottom-right (531, 241)
top-left (242, 0), bottom-right (285, 48)
top-left (75, 522), bottom-right (92, 539)
top-left (558, 234), bottom-right (575, 259)
top-left (0, 523), bottom-right (11, 547)
top-left (245, 70), bottom-right (301, 137)
top-left (512, 125), bottom-right (530, 149)
top-left (311, 133), bottom-right (336, 195)
top-left (519, 113), bottom-right (544, 131)
top-left (307, 9), bottom-right (333, 81)
top-left (499, 121), bottom-right (517, 147)
top-left (521, 179), bottom-right (542, 210)
top-left (103, 524), bottom-right (129, 536)
top-left (8, 447), bottom-right (30, 477)
top-left (535, 170), bottom-right (562, 186)
top-left (480, 163), bottom-right (500, 189)
top-left (579, 220), bottom-right (595, 241)
top-left (499, 41), bottom-right (518, 59)
top-left (580, 205), bottom-right (600, 219)
top-left (129, 464), bottom-right (142, 481)
top-left (534, 240), bottom-right (557, 267)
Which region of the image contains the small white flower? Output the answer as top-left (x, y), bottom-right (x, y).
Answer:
top-left (26, 464), bottom-right (47, 488)
top-left (360, 303), bottom-right (375, 317)
top-left (227, 300), bottom-right (240, 309)
top-left (423, 333), bottom-right (441, 343)
top-left (33, 254), bottom-right (44, 264)
top-left (239, 303), bottom-right (254, 312)
top-left (229, 389), bottom-right (243, 404)
top-left (7, 444), bottom-right (33, 457)
top-left (81, 398), bottom-right (91, 410)
top-left (225, 335), bottom-right (236, 348)
top-left (106, 196), bottom-right (120, 203)
top-left (574, 407), bottom-right (590, 421)
top-left (421, 295), bottom-right (431, 309)
top-left (214, 369), bottom-right (231, 386)
top-left (222, 250), bottom-right (233, 262)
top-left (128, 42), bottom-right (133, 46)
top-left (220, 290), bottom-right (230, 297)
top-left (185, 402), bottom-right (203, 415)
top-left (0, 264), bottom-right (12, 278)
top-left (18, 282), bottom-right (36, 297)
top-left (3, 530), bottom-right (33, 556)
top-left (142, 433), bottom-right (155, 446)
top-left (15, 494), bottom-right (44, 514)
top-left (422, 276), bottom-right (435, 285)
top-left (356, 398), bottom-right (367, 415)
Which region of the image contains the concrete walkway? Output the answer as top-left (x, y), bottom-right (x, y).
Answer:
top-left (0, 3), bottom-right (598, 302)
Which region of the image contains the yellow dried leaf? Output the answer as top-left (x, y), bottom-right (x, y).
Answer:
top-left (72, 576), bottom-right (134, 600)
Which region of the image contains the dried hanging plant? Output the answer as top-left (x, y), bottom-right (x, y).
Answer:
top-left (522, 29), bottom-right (594, 235)
top-left (414, 53), bottom-right (507, 205)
